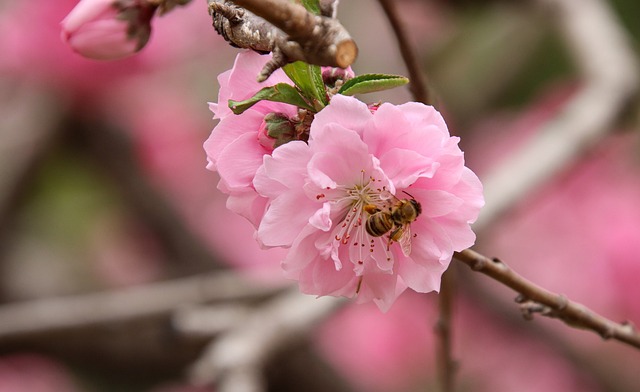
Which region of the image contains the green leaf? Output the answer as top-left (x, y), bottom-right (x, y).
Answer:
top-left (283, 61), bottom-right (327, 110)
top-left (228, 83), bottom-right (314, 114)
top-left (338, 74), bottom-right (410, 96)
top-left (296, 0), bottom-right (321, 15)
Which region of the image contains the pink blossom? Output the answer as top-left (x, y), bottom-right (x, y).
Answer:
top-left (316, 293), bottom-right (436, 391)
top-left (61, 0), bottom-right (156, 60)
top-left (254, 94), bottom-right (484, 311)
top-left (0, 354), bottom-right (79, 392)
top-left (204, 51), bottom-right (298, 227)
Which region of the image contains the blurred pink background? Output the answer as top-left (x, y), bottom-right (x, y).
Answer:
top-left (0, 0), bottom-right (639, 391)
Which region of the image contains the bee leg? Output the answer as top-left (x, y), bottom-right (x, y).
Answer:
top-left (363, 204), bottom-right (380, 215)
top-left (387, 227), bottom-right (402, 251)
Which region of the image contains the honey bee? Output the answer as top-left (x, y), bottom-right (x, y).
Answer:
top-left (364, 192), bottom-right (422, 256)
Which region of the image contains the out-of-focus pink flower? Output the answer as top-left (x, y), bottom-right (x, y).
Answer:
top-left (204, 51), bottom-right (298, 227)
top-left (254, 94), bottom-right (484, 311)
top-left (0, 354), bottom-right (79, 392)
top-left (61, 0), bottom-right (156, 60)
top-left (0, 0), bottom-right (225, 98)
top-left (316, 293), bottom-right (436, 392)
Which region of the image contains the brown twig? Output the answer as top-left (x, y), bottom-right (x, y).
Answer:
top-left (457, 266), bottom-right (639, 392)
top-left (435, 268), bottom-right (456, 392)
top-left (208, 0), bottom-right (357, 81)
top-left (454, 249), bottom-right (640, 350)
top-left (376, 0), bottom-right (430, 105)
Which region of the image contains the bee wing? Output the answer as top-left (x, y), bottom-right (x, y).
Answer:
top-left (397, 224), bottom-right (412, 256)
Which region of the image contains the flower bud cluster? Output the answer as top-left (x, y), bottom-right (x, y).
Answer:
top-left (205, 51), bottom-right (484, 311)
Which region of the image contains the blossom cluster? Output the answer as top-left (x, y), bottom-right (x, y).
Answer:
top-left (205, 51), bottom-right (484, 311)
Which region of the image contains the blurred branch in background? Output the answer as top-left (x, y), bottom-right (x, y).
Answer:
top-left (0, 87), bottom-right (65, 262)
top-left (377, 0), bottom-right (430, 105)
top-left (0, 0), bottom-right (639, 391)
top-left (475, 0), bottom-right (639, 229)
top-left (76, 117), bottom-right (222, 276)
top-left (434, 269), bottom-right (456, 392)
top-left (188, 289), bottom-right (344, 392)
top-left (0, 271), bottom-right (281, 343)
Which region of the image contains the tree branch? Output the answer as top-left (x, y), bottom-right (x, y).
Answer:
top-left (77, 118), bottom-right (220, 275)
top-left (376, 0), bottom-right (430, 105)
top-left (0, 271), bottom-right (281, 342)
top-left (188, 289), bottom-right (344, 391)
top-left (435, 268), bottom-right (456, 392)
top-left (454, 249), bottom-right (640, 350)
top-left (208, 0), bottom-right (357, 81)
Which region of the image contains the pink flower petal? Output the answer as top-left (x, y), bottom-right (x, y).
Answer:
top-left (216, 133), bottom-right (267, 191)
top-left (204, 109), bottom-right (265, 171)
top-left (378, 148), bottom-right (437, 189)
top-left (311, 93), bottom-right (371, 138)
top-left (258, 192), bottom-right (319, 247)
top-left (397, 256), bottom-right (446, 293)
top-left (254, 140), bottom-right (311, 198)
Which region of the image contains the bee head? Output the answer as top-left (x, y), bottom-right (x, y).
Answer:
top-left (409, 198), bottom-right (422, 217)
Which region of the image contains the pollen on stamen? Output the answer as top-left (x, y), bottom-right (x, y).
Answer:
top-left (316, 193), bottom-right (325, 200)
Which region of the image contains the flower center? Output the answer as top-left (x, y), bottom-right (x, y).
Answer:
top-left (330, 171), bottom-right (395, 269)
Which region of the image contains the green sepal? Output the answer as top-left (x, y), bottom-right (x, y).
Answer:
top-left (228, 83), bottom-right (315, 114)
top-left (297, 0), bottom-right (321, 15)
top-left (283, 61), bottom-right (327, 111)
top-left (338, 74), bottom-right (409, 96)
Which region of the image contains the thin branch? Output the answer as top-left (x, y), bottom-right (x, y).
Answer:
top-left (454, 249), bottom-right (640, 350)
top-left (457, 268), bottom-right (640, 392)
top-left (377, 0), bottom-right (430, 105)
top-left (435, 268), bottom-right (456, 392)
top-left (475, 0), bottom-right (639, 229)
top-left (208, 0), bottom-right (357, 81)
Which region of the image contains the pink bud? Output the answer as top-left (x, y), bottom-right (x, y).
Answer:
top-left (257, 117), bottom-right (277, 151)
top-left (257, 112), bottom-right (298, 150)
top-left (61, 0), bottom-right (156, 60)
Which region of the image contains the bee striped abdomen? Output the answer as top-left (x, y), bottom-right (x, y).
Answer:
top-left (365, 211), bottom-right (394, 237)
